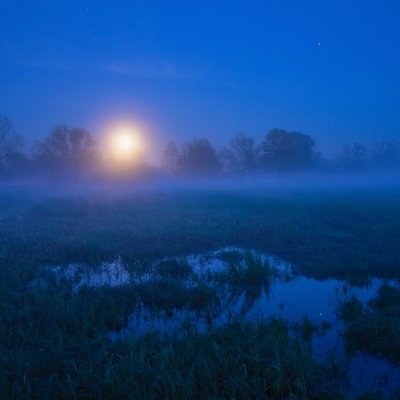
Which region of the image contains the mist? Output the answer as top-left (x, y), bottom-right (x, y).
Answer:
top-left (2, 1), bottom-right (400, 398)
top-left (1, 119), bottom-right (400, 199)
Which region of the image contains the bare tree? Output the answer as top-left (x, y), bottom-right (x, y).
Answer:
top-left (220, 132), bottom-right (260, 173)
top-left (34, 125), bottom-right (98, 173)
top-left (162, 141), bottom-right (179, 173)
top-left (372, 140), bottom-right (400, 168)
top-left (337, 142), bottom-right (367, 170)
top-left (69, 127), bottom-right (98, 166)
top-left (0, 117), bottom-right (23, 170)
top-left (34, 125), bottom-right (70, 167)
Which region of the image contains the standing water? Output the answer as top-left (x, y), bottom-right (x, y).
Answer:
top-left (32, 247), bottom-right (400, 398)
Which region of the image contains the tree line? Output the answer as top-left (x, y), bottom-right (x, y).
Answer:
top-left (1, 115), bottom-right (400, 180)
top-left (163, 130), bottom-right (400, 175)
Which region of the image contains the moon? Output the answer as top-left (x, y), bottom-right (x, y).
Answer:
top-left (110, 128), bottom-right (142, 162)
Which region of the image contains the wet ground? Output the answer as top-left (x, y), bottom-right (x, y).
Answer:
top-left (31, 247), bottom-right (400, 398)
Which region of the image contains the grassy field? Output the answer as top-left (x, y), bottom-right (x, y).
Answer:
top-left (0, 186), bottom-right (399, 399)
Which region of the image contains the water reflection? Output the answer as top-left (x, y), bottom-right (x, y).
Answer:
top-left (31, 247), bottom-right (400, 399)
top-left (31, 257), bottom-right (131, 291)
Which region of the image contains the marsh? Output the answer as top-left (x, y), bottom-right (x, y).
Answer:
top-left (0, 186), bottom-right (399, 399)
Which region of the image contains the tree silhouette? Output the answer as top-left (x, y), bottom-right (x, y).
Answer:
top-left (177, 138), bottom-right (221, 175)
top-left (261, 128), bottom-right (316, 171)
top-left (0, 117), bottom-right (23, 170)
top-left (372, 140), bottom-right (400, 168)
top-left (220, 132), bottom-right (260, 174)
top-left (337, 142), bottom-right (367, 170)
top-left (34, 125), bottom-right (98, 173)
top-left (162, 141), bottom-right (179, 173)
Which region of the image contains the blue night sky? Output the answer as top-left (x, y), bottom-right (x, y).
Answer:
top-left (0, 0), bottom-right (399, 159)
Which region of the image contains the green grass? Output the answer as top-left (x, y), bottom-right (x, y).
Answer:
top-left (223, 251), bottom-right (273, 286)
top-left (1, 188), bottom-right (400, 283)
top-left (0, 187), bottom-right (400, 398)
top-left (157, 259), bottom-right (193, 279)
top-left (135, 276), bottom-right (219, 313)
top-left (216, 251), bottom-right (275, 313)
top-left (0, 317), bottom-right (344, 399)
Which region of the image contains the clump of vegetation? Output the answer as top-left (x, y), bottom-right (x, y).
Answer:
top-left (216, 249), bottom-right (243, 264)
top-left (135, 277), bottom-right (218, 314)
top-left (224, 251), bottom-right (273, 286)
top-left (157, 258), bottom-right (193, 279)
top-left (337, 296), bottom-right (364, 321)
top-left (369, 284), bottom-right (400, 313)
top-left (218, 251), bottom-right (275, 312)
top-left (0, 316), bottom-right (343, 399)
top-left (293, 315), bottom-right (318, 343)
top-left (340, 285), bottom-right (400, 362)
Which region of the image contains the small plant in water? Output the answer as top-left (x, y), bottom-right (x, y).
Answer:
top-left (225, 250), bottom-right (273, 286)
top-left (340, 284), bottom-right (400, 362)
top-left (157, 259), bottom-right (193, 279)
top-left (337, 295), bottom-right (364, 321)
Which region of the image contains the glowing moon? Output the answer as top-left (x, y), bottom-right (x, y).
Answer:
top-left (110, 128), bottom-right (142, 162)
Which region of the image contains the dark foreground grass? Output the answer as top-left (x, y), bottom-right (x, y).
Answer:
top-left (1, 187), bottom-right (400, 399)
top-left (0, 306), bottom-right (342, 400)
